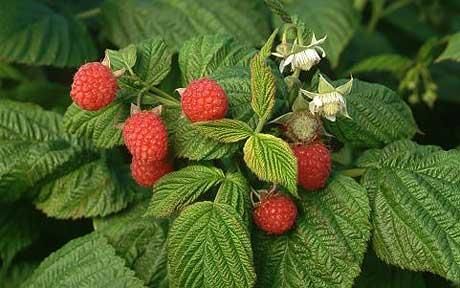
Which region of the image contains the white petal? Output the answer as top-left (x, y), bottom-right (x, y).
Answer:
top-left (324, 115), bottom-right (336, 121)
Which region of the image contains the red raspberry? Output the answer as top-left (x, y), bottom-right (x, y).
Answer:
top-left (253, 193), bottom-right (297, 235)
top-left (181, 78), bottom-right (228, 122)
top-left (131, 159), bottom-right (173, 187)
top-left (292, 142), bottom-right (331, 190)
top-left (123, 111), bottom-right (168, 162)
top-left (70, 62), bottom-right (118, 111)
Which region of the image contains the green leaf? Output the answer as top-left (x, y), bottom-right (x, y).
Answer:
top-left (106, 44), bottom-right (137, 71)
top-left (35, 153), bottom-right (144, 219)
top-left (0, 62), bottom-right (25, 81)
top-left (354, 251), bottom-right (426, 288)
top-left (63, 101), bottom-right (129, 149)
top-left (325, 80), bottom-right (417, 148)
top-left (0, 203), bottom-right (40, 270)
top-left (357, 140), bottom-right (460, 282)
top-left (250, 54), bottom-right (276, 120)
top-left (348, 54), bottom-right (413, 77)
top-left (179, 35), bottom-right (254, 84)
top-left (172, 117), bottom-right (239, 160)
top-left (0, 262), bottom-right (37, 288)
top-left (168, 202), bottom-right (255, 288)
top-left (254, 175), bottom-right (371, 288)
top-left (264, 0), bottom-right (292, 23)
top-left (0, 0), bottom-right (96, 67)
top-left (243, 133), bottom-right (297, 196)
top-left (437, 32), bottom-right (460, 62)
top-left (215, 172), bottom-right (251, 225)
top-left (22, 233), bottom-right (145, 288)
top-left (134, 38), bottom-right (173, 87)
top-left (283, 0), bottom-right (359, 67)
top-left (94, 202), bottom-right (169, 288)
top-left (101, 0), bottom-right (270, 51)
top-left (194, 119), bottom-right (253, 143)
top-left (146, 166), bottom-right (225, 218)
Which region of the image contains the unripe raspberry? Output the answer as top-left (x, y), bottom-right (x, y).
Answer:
top-left (253, 193), bottom-right (297, 235)
top-left (180, 78), bottom-right (228, 122)
top-left (292, 142), bottom-right (332, 191)
top-left (131, 159), bottom-right (173, 187)
top-left (70, 62), bottom-right (118, 111)
top-left (123, 111), bottom-right (168, 162)
top-left (285, 111), bottom-right (321, 144)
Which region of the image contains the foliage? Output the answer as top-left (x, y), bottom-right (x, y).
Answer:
top-left (1, 0), bottom-right (460, 288)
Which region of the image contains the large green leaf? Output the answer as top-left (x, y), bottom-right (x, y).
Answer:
top-left (168, 202), bottom-right (256, 288)
top-left (348, 54), bottom-right (413, 78)
top-left (101, 0), bottom-right (270, 50)
top-left (325, 80), bottom-right (417, 148)
top-left (0, 0), bottom-right (96, 67)
top-left (22, 233), bottom-right (145, 288)
top-left (94, 202), bottom-right (169, 288)
top-left (194, 119), bottom-right (254, 143)
top-left (358, 140), bottom-right (460, 282)
top-left (63, 101), bottom-right (129, 149)
top-left (179, 35), bottom-right (254, 84)
top-left (254, 175), bottom-right (370, 288)
top-left (283, 0), bottom-right (359, 67)
top-left (0, 100), bottom-right (85, 202)
top-left (250, 53), bottom-right (276, 120)
top-left (354, 251), bottom-right (426, 288)
top-left (0, 203), bottom-right (40, 269)
top-left (146, 166), bottom-right (225, 217)
top-left (437, 32), bottom-right (460, 62)
top-left (243, 133), bottom-right (297, 196)
top-left (35, 153), bottom-right (144, 219)
top-left (215, 172), bottom-right (251, 225)
top-left (172, 117), bottom-right (239, 160)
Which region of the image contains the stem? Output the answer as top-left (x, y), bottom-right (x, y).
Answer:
top-left (255, 116), bottom-right (266, 133)
top-left (340, 168), bottom-right (366, 178)
top-left (150, 94), bottom-right (180, 107)
top-left (76, 8), bottom-right (101, 19)
top-left (149, 86), bottom-right (178, 102)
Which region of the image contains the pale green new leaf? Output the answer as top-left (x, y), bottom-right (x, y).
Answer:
top-left (243, 133), bottom-right (297, 196)
top-left (348, 54), bottom-right (413, 77)
top-left (63, 101), bottom-right (129, 149)
top-left (194, 119), bottom-right (253, 143)
top-left (250, 54), bottom-right (276, 120)
top-left (172, 117), bottom-right (239, 160)
top-left (437, 32), bottom-right (460, 62)
top-left (0, 203), bottom-right (40, 270)
top-left (358, 140), bottom-right (460, 282)
top-left (179, 35), bottom-right (254, 84)
top-left (283, 0), bottom-right (359, 67)
top-left (215, 172), bottom-right (251, 225)
top-left (0, 0), bottom-right (96, 67)
top-left (325, 80), bottom-right (417, 148)
top-left (254, 175), bottom-right (371, 288)
top-left (146, 166), bottom-right (225, 217)
top-left (168, 202), bottom-right (255, 288)
top-left (35, 154), bottom-right (144, 219)
top-left (94, 202), bottom-right (169, 288)
top-left (101, 0), bottom-right (270, 50)
top-left (22, 233), bottom-right (146, 288)
top-left (106, 45), bottom-right (137, 71)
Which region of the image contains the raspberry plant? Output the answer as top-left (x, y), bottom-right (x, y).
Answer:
top-left (1, 0), bottom-right (460, 287)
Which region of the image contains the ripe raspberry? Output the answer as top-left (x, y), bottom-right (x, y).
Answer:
top-left (292, 142), bottom-right (331, 190)
top-left (131, 159), bottom-right (173, 187)
top-left (70, 62), bottom-right (118, 111)
top-left (253, 193), bottom-right (297, 235)
top-left (180, 78), bottom-right (228, 122)
top-left (123, 111), bottom-right (168, 162)
top-left (285, 111), bottom-right (321, 144)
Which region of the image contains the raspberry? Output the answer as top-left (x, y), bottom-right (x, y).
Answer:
top-left (180, 78), bottom-right (228, 122)
top-left (285, 111), bottom-right (321, 144)
top-left (131, 159), bottom-right (173, 187)
top-left (253, 193), bottom-right (297, 235)
top-left (123, 111), bottom-right (168, 162)
top-left (292, 142), bottom-right (331, 190)
top-left (70, 62), bottom-right (118, 111)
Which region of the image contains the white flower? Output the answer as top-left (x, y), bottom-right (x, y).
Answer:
top-left (273, 33), bottom-right (327, 73)
top-left (300, 74), bottom-right (353, 122)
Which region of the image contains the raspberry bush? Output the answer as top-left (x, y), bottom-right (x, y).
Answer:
top-left (1, 0), bottom-right (460, 287)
